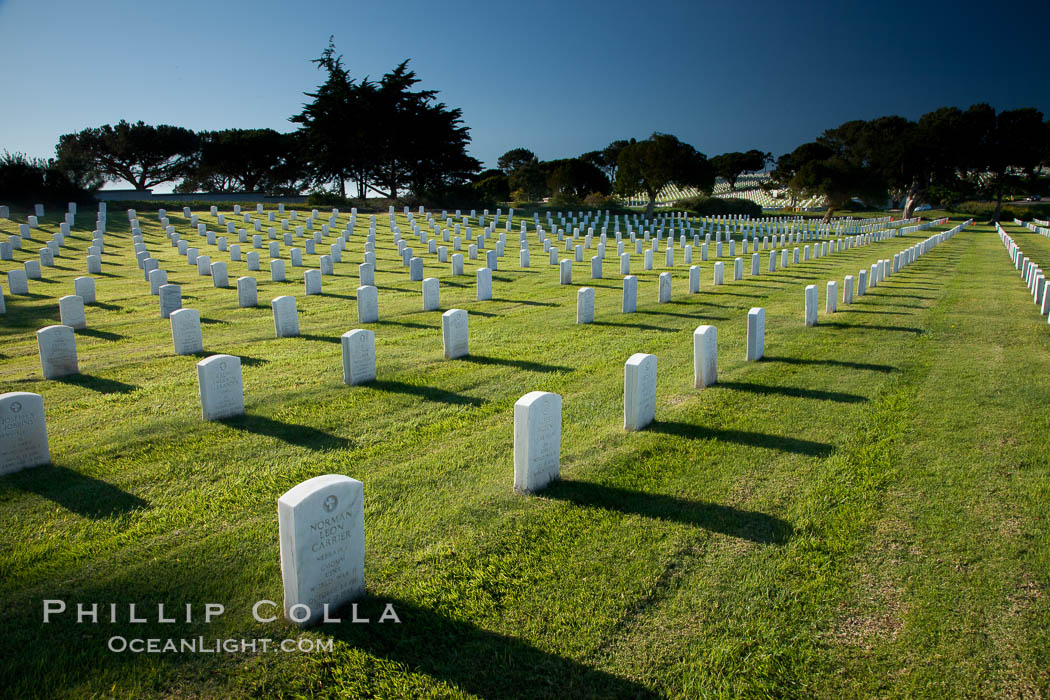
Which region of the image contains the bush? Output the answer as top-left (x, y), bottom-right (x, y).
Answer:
top-left (677, 195), bottom-right (762, 218)
top-left (305, 190), bottom-right (349, 207)
top-left (583, 192), bottom-right (620, 209)
top-left (0, 151), bottom-right (91, 206)
top-left (954, 200), bottom-right (1050, 222)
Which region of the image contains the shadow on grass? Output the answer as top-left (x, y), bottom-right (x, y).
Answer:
top-left (647, 420), bottom-right (833, 457)
top-left (325, 595), bottom-right (659, 699)
top-left (762, 355), bottom-right (896, 373)
top-left (591, 320), bottom-right (678, 333)
top-left (299, 333), bottom-right (342, 344)
top-left (461, 355), bottom-right (572, 373)
top-left (818, 322), bottom-right (923, 333)
top-left (373, 319), bottom-right (438, 330)
top-left (368, 379), bottom-right (485, 407)
top-left (491, 297), bottom-right (559, 307)
top-left (76, 327), bottom-right (125, 341)
top-left (545, 480), bottom-right (793, 545)
top-left (90, 301), bottom-right (123, 311)
top-left (53, 374), bottom-right (137, 394)
top-left (3, 464), bottom-right (148, 519)
top-left (218, 414), bottom-right (352, 450)
top-left (717, 381), bottom-right (867, 404)
top-left (841, 308), bottom-right (913, 315)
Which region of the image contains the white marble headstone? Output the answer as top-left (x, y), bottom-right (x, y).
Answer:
top-left (513, 391), bottom-right (561, 493)
top-left (341, 329), bottom-right (376, 385)
top-left (58, 295), bottom-right (86, 329)
top-left (170, 308), bottom-right (203, 355)
top-left (37, 325), bottom-right (78, 378)
top-left (196, 354), bottom-right (244, 420)
top-left (272, 296), bottom-right (300, 337)
top-left (441, 309), bottom-right (468, 359)
top-left (278, 474), bottom-right (365, 626)
top-left (624, 353), bottom-right (657, 431)
top-left (693, 326), bottom-right (717, 388)
top-left (0, 392), bottom-right (49, 475)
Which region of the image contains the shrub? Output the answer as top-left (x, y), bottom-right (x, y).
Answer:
top-left (677, 195), bottom-right (762, 218)
top-left (305, 190), bottom-right (349, 207)
top-left (0, 151), bottom-right (91, 206)
top-left (954, 200), bottom-right (1050, 222)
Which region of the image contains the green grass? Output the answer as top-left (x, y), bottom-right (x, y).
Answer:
top-left (0, 207), bottom-right (1047, 698)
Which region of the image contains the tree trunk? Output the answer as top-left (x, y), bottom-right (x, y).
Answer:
top-left (992, 190), bottom-right (1003, 224)
top-left (645, 190), bottom-right (655, 218)
top-left (902, 177), bottom-right (923, 219)
top-left (821, 206), bottom-right (834, 224)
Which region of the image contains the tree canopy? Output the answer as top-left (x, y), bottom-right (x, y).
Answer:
top-left (291, 41), bottom-right (480, 199)
top-left (711, 150), bottom-right (769, 190)
top-left (614, 133), bottom-right (714, 216)
top-left (56, 120), bottom-right (200, 190)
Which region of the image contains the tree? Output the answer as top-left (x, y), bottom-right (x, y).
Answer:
top-left (497, 148), bottom-right (537, 175)
top-left (581, 140), bottom-right (631, 182)
top-left (508, 160), bottom-right (547, 202)
top-left (711, 149), bottom-right (768, 190)
top-left (290, 39), bottom-right (372, 197)
top-left (366, 60), bottom-right (480, 199)
top-left (178, 128), bottom-right (301, 194)
top-left (55, 120), bottom-right (199, 190)
top-left (473, 172), bottom-right (510, 203)
top-left (543, 158), bottom-right (611, 202)
top-left (984, 107), bottom-right (1046, 222)
top-left (784, 139), bottom-right (885, 222)
top-left (614, 133), bottom-right (714, 217)
top-left (0, 151), bottom-right (90, 204)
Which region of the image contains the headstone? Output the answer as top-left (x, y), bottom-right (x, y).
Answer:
top-left (713, 261), bottom-right (724, 285)
top-left (237, 276), bottom-right (257, 307)
top-left (37, 325), bottom-right (78, 379)
top-left (826, 281), bottom-right (837, 313)
top-left (622, 275), bottom-right (637, 313)
top-left (409, 257), bottom-right (424, 281)
top-left (658, 272), bottom-right (671, 303)
top-left (8, 269), bottom-right (28, 295)
top-left (74, 277), bottom-right (95, 304)
top-left (305, 269), bottom-right (322, 295)
top-left (24, 260), bottom-right (41, 280)
top-left (341, 329), bottom-right (376, 385)
top-left (577, 286), bottom-right (595, 324)
top-left (357, 285), bottom-right (378, 323)
top-left (211, 261), bottom-right (229, 288)
top-left (804, 285), bottom-right (817, 326)
top-left (0, 392), bottom-right (49, 475)
top-left (271, 259), bottom-right (286, 282)
top-left (422, 277), bottom-right (440, 311)
top-left (624, 353), bottom-right (657, 431)
top-left (746, 307), bottom-right (765, 361)
top-left (513, 391), bottom-right (561, 493)
top-left (477, 267), bottom-right (492, 301)
top-left (59, 295), bottom-right (86, 329)
top-left (170, 309), bottom-right (203, 355)
top-left (159, 284), bottom-right (181, 318)
top-left (272, 296), bottom-right (300, 337)
top-left (196, 354), bottom-right (245, 420)
top-left (277, 474), bottom-right (365, 626)
top-left (683, 278), bottom-right (722, 369)
top-left (442, 309), bottom-right (469, 359)
top-left (843, 275), bottom-right (854, 305)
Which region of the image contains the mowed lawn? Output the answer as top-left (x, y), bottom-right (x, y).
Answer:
top-left (0, 207), bottom-right (1047, 698)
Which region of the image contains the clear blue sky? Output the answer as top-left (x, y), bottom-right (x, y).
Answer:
top-left (1, 0), bottom-right (1048, 182)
